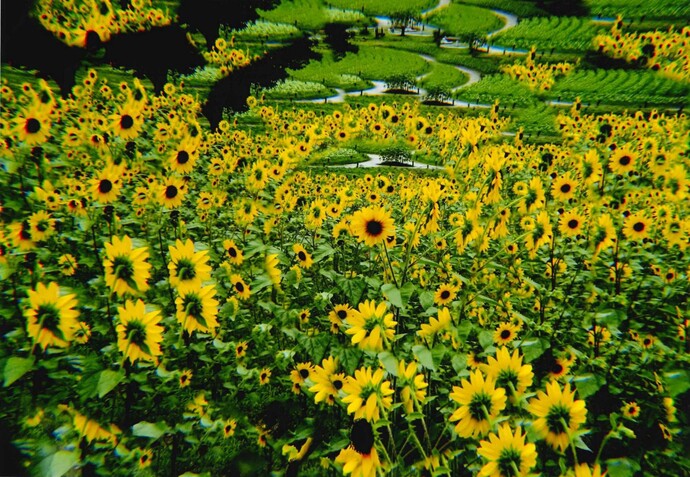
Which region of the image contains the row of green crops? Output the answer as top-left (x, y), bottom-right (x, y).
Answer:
top-left (426, 3), bottom-right (505, 37)
top-left (262, 79), bottom-right (337, 100)
top-left (418, 63), bottom-right (469, 91)
top-left (492, 17), bottom-right (608, 52)
top-left (326, 0), bottom-right (437, 17)
top-left (258, 0), bottom-right (367, 31)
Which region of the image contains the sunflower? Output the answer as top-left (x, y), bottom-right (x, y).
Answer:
top-left (494, 322), bottom-right (519, 345)
top-left (527, 380), bottom-right (587, 452)
top-left (91, 166), bottom-right (122, 204)
top-left (335, 420), bottom-right (382, 477)
top-left (175, 283), bottom-right (219, 335)
top-left (115, 299), bottom-right (164, 364)
top-left (477, 424), bottom-right (537, 477)
top-left (230, 274), bottom-right (251, 300)
top-left (342, 367), bottom-right (394, 422)
top-left (309, 356), bottom-right (346, 406)
top-left (350, 206), bottom-right (395, 247)
top-left (434, 283), bottom-right (458, 305)
top-left (481, 347), bottom-right (533, 398)
top-left (111, 100), bottom-right (142, 140)
top-left (223, 419), bottom-right (237, 438)
top-left (551, 173), bottom-right (577, 202)
top-left (179, 369), bottom-right (193, 388)
top-left (418, 307), bottom-right (452, 342)
top-left (58, 253), bottom-right (78, 276)
top-left (398, 360), bottom-right (428, 414)
top-left (609, 148), bottom-right (637, 175)
top-left (28, 210), bottom-right (55, 241)
top-left (558, 210), bottom-right (586, 237)
top-left (25, 282), bottom-right (79, 350)
top-left (547, 356), bottom-right (571, 380)
top-left (329, 304), bottom-right (352, 334)
top-left (345, 300), bottom-right (397, 351)
top-left (265, 253), bottom-right (282, 288)
top-left (73, 321), bottom-right (92, 344)
top-left (158, 176), bottom-right (187, 208)
top-left (168, 136), bottom-right (199, 174)
top-left (103, 235), bottom-right (151, 296)
top-left (449, 370), bottom-right (506, 438)
top-left (223, 239), bottom-right (244, 266)
top-left (621, 401), bottom-right (640, 419)
top-left (14, 101), bottom-right (52, 145)
top-left (292, 243), bottom-right (314, 269)
top-left (623, 212), bottom-right (652, 241)
top-left (168, 239), bottom-right (212, 289)
top-left (572, 463), bottom-right (606, 477)
top-left (290, 362), bottom-right (314, 387)
top-left (235, 341), bottom-right (248, 358)
top-left (591, 213), bottom-right (617, 257)
top-left (259, 368), bottom-right (271, 385)
top-left (138, 449), bottom-right (153, 469)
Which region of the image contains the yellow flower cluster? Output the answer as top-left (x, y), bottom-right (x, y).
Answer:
top-left (502, 47), bottom-right (575, 91)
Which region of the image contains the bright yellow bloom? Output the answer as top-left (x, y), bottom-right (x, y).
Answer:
top-left (168, 239), bottom-right (212, 289)
top-left (350, 206), bottom-right (395, 247)
top-left (477, 424), bottom-right (537, 477)
top-left (115, 299), bottom-right (164, 364)
top-left (345, 300), bottom-right (397, 351)
top-left (527, 380), bottom-right (587, 452)
top-left (175, 282), bottom-right (219, 334)
top-left (103, 236), bottom-right (151, 297)
top-left (449, 370), bottom-right (506, 438)
top-left (481, 347), bottom-right (533, 398)
top-left (342, 367), bottom-right (394, 422)
top-left (25, 282), bottom-right (79, 350)
top-left (309, 356), bottom-right (346, 405)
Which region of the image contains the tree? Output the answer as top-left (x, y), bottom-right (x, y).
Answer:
top-left (389, 8), bottom-right (419, 36)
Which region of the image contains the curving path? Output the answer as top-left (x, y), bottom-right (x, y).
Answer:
top-left (333, 154), bottom-right (443, 169)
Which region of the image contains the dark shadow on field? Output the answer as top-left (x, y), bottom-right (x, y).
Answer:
top-left (202, 35), bottom-right (321, 129)
top-left (536, 0), bottom-right (588, 16)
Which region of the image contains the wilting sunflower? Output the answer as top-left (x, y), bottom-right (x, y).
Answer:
top-left (481, 347), bottom-right (534, 399)
top-left (292, 243), bottom-right (314, 269)
top-left (335, 419), bottom-right (382, 477)
top-left (158, 176), bottom-right (187, 208)
top-left (350, 206), bottom-right (395, 247)
top-left (103, 235), bottom-right (151, 296)
top-left (115, 299), bottom-right (164, 364)
top-left (309, 356), bottom-right (346, 406)
top-left (449, 370), bottom-right (507, 438)
top-left (477, 424), bottom-right (537, 477)
top-left (527, 380), bottom-right (587, 452)
top-left (345, 300), bottom-right (397, 351)
top-left (25, 282), bottom-right (79, 350)
top-left (90, 166), bottom-right (122, 204)
top-left (342, 366), bottom-right (394, 422)
top-left (175, 283), bottom-right (219, 335)
top-left (168, 239), bottom-right (212, 289)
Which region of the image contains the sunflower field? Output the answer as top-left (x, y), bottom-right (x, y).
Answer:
top-left (1, 1), bottom-right (689, 477)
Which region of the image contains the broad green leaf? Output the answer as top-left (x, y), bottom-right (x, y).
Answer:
top-left (451, 353), bottom-right (468, 373)
top-left (378, 351), bottom-right (399, 376)
top-left (339, 347), bottom-right (362, 375)
top-left (413, 345), bottom-right (435, 371)
top-left (3, 356), bottom-right (35, 387)
top-left (97, 370), bottom-right (124, 398)
top-left (478, 330), bottom-right (494, 350)
top-left (335, 275), bottom-right (367, 304)
top-left (572, 373), bottom-right (604, 399)
top-left (605, 458), bottom-right (640, 477)
top-left (521, 337), bottom-right (549, 362)
top-left (664, 370), bottom-right (690, 397)
top-left (132, 421), bottom-right (170, 440)
top-left (381, 283), bottom-right (403, 309)
top-left (299, 333), bottom-right (331, 363)
top-left (36, 450), bottom-right (79, 477)
top-left (313, 244), bottom-right (335, 263)
top-left (419, 290), bottom-right (434, 310)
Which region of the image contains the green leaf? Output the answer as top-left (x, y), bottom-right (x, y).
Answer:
top-left (97, 370), bottom-right (124, 398)
top-left (338, 347), bottom-right (362, 375)
top-left (478, 330), bottom-right (494, 350)
top-left (451, 353), bottom-right (468, 373)
top-left (313, 243), bottom-right (335, 263)
top-left (413, 345), bottom-right (435, 371)
top-left (664, 370), bottom-right (690, 397)
top-left (605, 458), bottom-right (640, 477)
top-left (520, 337), bottom-right (549, 362)
top-left (572, 373), bottom-right (605, 399)
top-left (419, 291), bottom-right (434, 310)
top-left (335, 275), bottom-right (367, 304)
top-left (3, 356), bottom-right (35, 387)
top-left (36, 450), bottom-right (79, 477)
top-left (378, 351), bottom-right (399, 376)
top-left (299, 333), bottom-right (331, 363)
top-left (131, 421), bottom-right (170, 440)
top-left (381, 283), bottom-right (403, 309)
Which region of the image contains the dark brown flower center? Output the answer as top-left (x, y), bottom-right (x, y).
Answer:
top-left (365, 220), bottom-right (383, 237)
top-left (99, 179), bottom-right (113, 193)
top-left (25, 118), bottom-right (41, 134)
top-left (165, 185), bottom-right (178, 199)
top-left (120, 114), bottom-right (134, 129)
